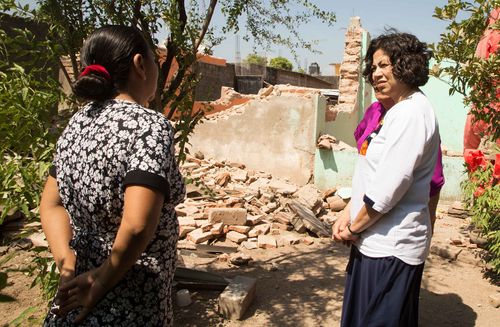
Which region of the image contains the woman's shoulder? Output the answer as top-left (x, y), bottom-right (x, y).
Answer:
top-left (105, 100), bottom-right (172, 127)
top-left (391, 92), bottom-right (432, 115)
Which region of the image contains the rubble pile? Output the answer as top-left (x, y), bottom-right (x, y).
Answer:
top-left (176, 152), bottom-right (352, 251)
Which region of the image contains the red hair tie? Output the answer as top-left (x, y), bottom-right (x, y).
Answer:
top-left (79, 64), bottom-right (111, 81)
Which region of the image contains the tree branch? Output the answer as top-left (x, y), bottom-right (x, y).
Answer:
top-left (194, 0), bottom-right (218, 52)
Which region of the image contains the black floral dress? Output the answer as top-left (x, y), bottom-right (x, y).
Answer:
top-left (44, 99), bottom-right (185, 326)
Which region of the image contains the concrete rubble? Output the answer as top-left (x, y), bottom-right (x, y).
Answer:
top-left (219, 275), bottom-right (257, 320)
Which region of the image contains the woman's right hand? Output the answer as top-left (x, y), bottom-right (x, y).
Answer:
top-left (332, 209), bottom-right (351, 245)
top-left (55, 267), bottom-right (108, 324)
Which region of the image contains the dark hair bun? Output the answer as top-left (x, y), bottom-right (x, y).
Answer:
top-left (72, 72), bottom-right (114, 102)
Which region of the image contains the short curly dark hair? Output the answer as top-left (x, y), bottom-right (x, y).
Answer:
top-left (362, 31), bottom-right (432, 88)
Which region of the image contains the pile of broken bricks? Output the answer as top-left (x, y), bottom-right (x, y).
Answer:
top-left (176, 152), bottom-right (352, 252)
top-left (174, 152), bottom-right (353, 320)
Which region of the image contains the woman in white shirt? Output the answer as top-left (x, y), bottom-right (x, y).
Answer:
top-left (333, 31), bottom-right (440, 327)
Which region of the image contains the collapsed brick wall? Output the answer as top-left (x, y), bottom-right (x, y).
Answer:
top-left (337, 17), bottom-right (365, 112)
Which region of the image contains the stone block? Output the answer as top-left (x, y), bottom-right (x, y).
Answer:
top-left (322, 214), bottom-right (337, 225)
top-left (248, 178), bottom-right (270, 191)
top-left (262, 202), bottom-right (278, 213)
top-left (187, 228), bottom-right (213, 244)
top-left (280, 233), bottom-right (301, 245)
top-left (271, 229), bottom-right (282, 236)
top-left (231, 169), bottom-right (248, 182)
top-left (267, 179), bottom-right (298, 195)
top-left (322, 188), bottom-right (337, 199)
top-left (176, 206), bottom-right (199, 216)
top-left (273, 212), bottom-right (292, 224)
top-left (179, 226), bottom-right (196, 238)
top-left (246, 215), bottom-right (264, 226)
top-left (488, 293), bottom-right (500, 308)
top-left (229, 253), bottom-right (252, 266)
top-left (327, 195), bottom-right (348, 212)
top-left (271, 222), bottom-right (290, 231)
top-left (216, 172), bottom-right (231, 187)
top-left (219, 276), bottom-right (257, 320)
top-left (456, 250), bottom-right (484, 266)
top-left (200, 222), bottom-right (213, 232)
top-left (228, 225), bottom-right (251, 234)
top-left (240, 241), bottom-right (258, 250)
top-left (294, 184), bottom-right (323, 212)
top-left (227, 231), bottom-right (248, 244)
top-left (290, 215), bottom-right (307, 233)
top-left (208, 208), bottom-right (247, 225)
top-left (258, 235), bottom-right (277, 248)
top-left (178, 217), bottom-right (197, 227)
top-left (192, 212), bottom-right (206, 220)
top-left (210, 222), bottom-right (225, 235)
top-left (27, 232), bottom-right (48, 247)
top-left (430, 244), bottom-right (462, 261)
top-left (175, 207), bottom-right (187, 217)
top-left (195, 219), bottom-right (209, 228)
top-left (248, 224), bottom-right (270, 238)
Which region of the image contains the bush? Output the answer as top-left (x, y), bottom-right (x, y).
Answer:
top-left (462, 150), bottom-right (500, 273)
top-left (0, 18), bottom-right (63, 306)
top-left (0, 26), bottom-right (61, 224)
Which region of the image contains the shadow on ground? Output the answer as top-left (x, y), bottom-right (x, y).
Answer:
top-left (419, 288), bottom-right (477, 327)
top-left (174, 242), bottom-right (349, 326)
top-left (174, 243), bottom-right (480, 326)
top-left (419, 256), bottom-right (478, 327)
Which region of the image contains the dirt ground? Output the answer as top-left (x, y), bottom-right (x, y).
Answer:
top-left (1, 202), bottom-right (499, 327)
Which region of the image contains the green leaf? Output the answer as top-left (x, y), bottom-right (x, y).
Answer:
top-left (10, 306), bottom-right (38, 326)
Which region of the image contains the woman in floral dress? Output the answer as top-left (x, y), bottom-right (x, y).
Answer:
top-left (40, 25), bottom-right (185, 326)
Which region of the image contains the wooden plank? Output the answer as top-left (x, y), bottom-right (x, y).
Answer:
top-left (288, 200), bottom-right (330, 237)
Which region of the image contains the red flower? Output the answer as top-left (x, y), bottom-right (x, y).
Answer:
top-left (494, 154), bottom-right (500, 180)
top-left (464, 149), bottom-right (487, 172)
top-left (473, 186), bottom-right (486, 197)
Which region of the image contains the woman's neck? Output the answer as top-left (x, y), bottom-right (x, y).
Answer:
top-left (115, 93), bottom-right (144, 106)
top-left (394, 87), bottom-right (418, 104)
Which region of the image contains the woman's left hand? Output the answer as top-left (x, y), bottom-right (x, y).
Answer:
top-left (338, 228), bottom-right (359, 242)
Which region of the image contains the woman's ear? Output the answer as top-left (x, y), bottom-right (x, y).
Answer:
top-left (131, 53), bottom-right (147, 80)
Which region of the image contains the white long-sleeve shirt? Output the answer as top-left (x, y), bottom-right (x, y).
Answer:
top-left (350, 91), bottom-right (440, 265)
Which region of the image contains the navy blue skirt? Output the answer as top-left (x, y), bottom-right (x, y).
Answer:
top-left (341, 246), bottom-right (424, 327)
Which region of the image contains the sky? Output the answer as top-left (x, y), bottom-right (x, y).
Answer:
top-left (19, 0), bottom-right (453, 75)
top-left (208, 0), bottom-right (452, 74)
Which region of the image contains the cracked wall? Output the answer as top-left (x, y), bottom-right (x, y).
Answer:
top-left (188, 85), bottom-right (319, 185)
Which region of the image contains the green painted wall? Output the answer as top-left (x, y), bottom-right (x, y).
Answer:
top-left (421, 75), bottom-right (468, 153)
top-left (314, 143), bottom-right (465, 201)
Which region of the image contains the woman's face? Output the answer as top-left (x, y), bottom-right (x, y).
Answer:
top-left (374, 87), bottom-right (395, 110)
top-left (371, 49), bottom-right (403, 100)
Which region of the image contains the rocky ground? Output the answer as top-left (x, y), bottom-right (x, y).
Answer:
top-left (0, 155), bottom-right (498, 326)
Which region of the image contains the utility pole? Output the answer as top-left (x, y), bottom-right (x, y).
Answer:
top-left (235, 34), bottom-right (241, 75)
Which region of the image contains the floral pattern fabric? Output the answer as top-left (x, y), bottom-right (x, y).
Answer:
top-left (44, 99), bottom-right (185, 327)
